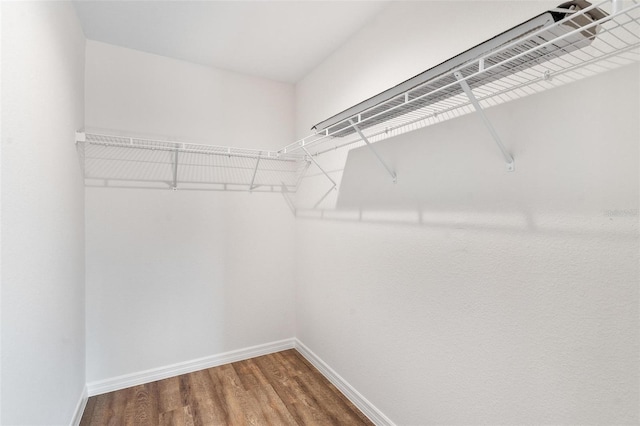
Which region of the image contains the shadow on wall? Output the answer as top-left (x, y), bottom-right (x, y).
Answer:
top-left (295, 205), bottom-right (638, 242)
top-left (292, 64), bottom-right (639, 241)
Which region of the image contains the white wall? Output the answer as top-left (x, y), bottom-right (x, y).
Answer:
top-left (295, 2), bottom-right (639, 424)
top-left (1, 2), bottom-right (86, 424)
top-left (84, 41), bottom-right (296, 383)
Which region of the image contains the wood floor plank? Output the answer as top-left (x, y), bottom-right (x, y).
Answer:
top-left (250, 383), bottom-right (299, 425)
top-left (278, 350), bottom-right (373, 425)
top-left (233, 359), bottom-right (267, 391)
top-left (157, 376), bottom-right (182, 414)
top-left (277, 349), bottom-right (307, 377)
top-left (289, 349), bottom-right (372, 423)
top-left (79, 395), bottom-right (98, 426)
top-left (233, 359), bottom-right (300, 424)
top-left (109, 387), bottom-right (131, 425)
top-left (182, 369), bottom-right (229, 426)
top-left (88, 393), bottom-right (112, 425)
top-left (81, 349), bottom-right (373, 425)
top-left (204, 363), bottom-right (249, 425)
top-left (132, 381), bottom-right (159, 425)
top-left (254, 350), bottom-right (331, 425)
top-left (159, 406), bottom-right (195, 426)
top-left (122, 385), bottom-right (137, 426)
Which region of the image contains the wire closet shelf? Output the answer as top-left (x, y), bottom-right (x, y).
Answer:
top-left (77, 133), bottom-right (308, 192)
top-left (76, 0), bottom-right (640, 192)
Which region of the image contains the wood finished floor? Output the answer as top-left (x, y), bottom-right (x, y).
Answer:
top-left (80, 349), bottom-right (374, 425)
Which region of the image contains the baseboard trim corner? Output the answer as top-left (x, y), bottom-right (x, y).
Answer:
top-left (87, 338), bottom-right (295, 397)
top-left (294, 339), bottom-right (395, 426)
top-left (70, 385), bottom-right (88, 426)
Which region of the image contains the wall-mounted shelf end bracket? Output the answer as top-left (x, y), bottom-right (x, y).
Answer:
top-left (75, 131), bottom-right (86, 143)
top-left (348, 119), bottom-right (397, 183)
top-left (454, 71), bottom-right (515, 172)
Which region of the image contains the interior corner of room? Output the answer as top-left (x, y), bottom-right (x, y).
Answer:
top-left (1, 0), bottom-right (639, 425)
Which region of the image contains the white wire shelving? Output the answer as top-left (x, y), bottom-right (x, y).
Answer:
top-left (77, 132), bottom-right (308, 192)
top-left (282, 0), bottom-right (640, 166)
top-left (76, 0), bottom-right (640, 192)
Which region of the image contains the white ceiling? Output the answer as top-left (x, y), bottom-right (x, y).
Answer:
top-left (73, 1), bottom-right (389, 83)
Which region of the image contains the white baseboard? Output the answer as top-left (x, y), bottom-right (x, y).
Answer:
top-left (87, 338), bottom-right (295, 396)
top-left (70, 385), bottom-right (88, 426)
top-left (294, 339), bottom-right (396, 426)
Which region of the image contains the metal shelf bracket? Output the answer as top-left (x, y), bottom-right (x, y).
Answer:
top-left (249, 153), bottom-right (261, 192)
top-left (348, 119), bottom-right (397, 183)
top-left (454, 71), bottom-right (515, 172)
top-left (301, 146), bottom-right (337, 190)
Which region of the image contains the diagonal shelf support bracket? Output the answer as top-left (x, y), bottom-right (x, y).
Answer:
top-left (249, 153), bottom-right (261, 192)
top-left (454, 71), bottom-right (515, 172)
top-left (349, 119), bottom-right (397, 183)
top-left (302, 146), bottom-right (337, 190)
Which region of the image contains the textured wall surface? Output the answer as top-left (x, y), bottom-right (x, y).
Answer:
top-left (1, 2), bottom-right (86, 424)
top-left (294, 2), bottom-right (639, 424)
top-left (84, 41), bottom-right (297, 383)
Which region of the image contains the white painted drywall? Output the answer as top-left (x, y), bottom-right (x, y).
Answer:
top-left (84, 41), bottom-right (296, 383)
top-left (1, 2), bottom-right (86, 424)
top-left (295, 2), bottom-right (639, 424)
